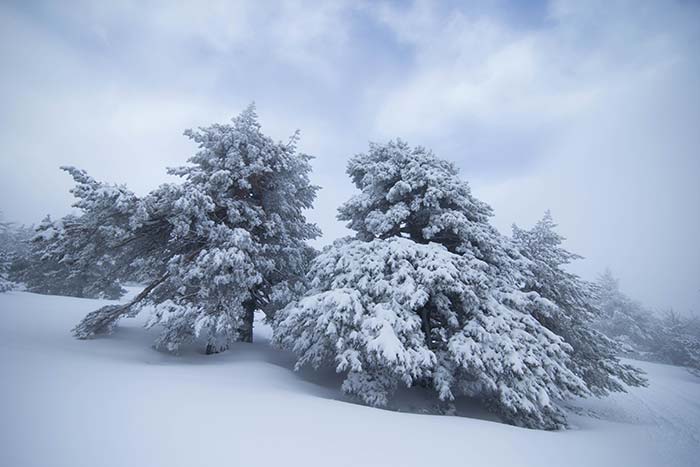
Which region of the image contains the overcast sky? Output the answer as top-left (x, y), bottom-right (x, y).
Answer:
top-left (1, 0), bottom-right (698, 313)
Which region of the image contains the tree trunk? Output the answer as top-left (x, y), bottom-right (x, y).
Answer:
top-left (239, 300), bottom-right (255, 343)
top-left (205, 301), bottom-right (255, 354)
top-left (205, 343), bottom-right (227, 355)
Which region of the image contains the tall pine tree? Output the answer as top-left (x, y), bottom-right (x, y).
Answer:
top-left (71, 105), bottom-right (320, 353)
top-left (275, 140), bottom-right (604, 429)
top-left (512, 212), bottom-right (646, 395)
top-left (594, 269), bottom-right (655, 350)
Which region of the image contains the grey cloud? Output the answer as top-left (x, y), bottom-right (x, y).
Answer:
top-left (1, 0), bottom-right (698, 312)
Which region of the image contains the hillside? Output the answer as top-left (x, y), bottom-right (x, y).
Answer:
top-left (1, 289), bottom-right (698, 467)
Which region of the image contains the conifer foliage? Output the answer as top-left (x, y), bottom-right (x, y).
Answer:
top-left (13, 113), bottom-right (661, 430)
top-left (652, 311), bottom-right (700, 371)
top-left (594, 270), bottom-right (700, 371)
top-left (12, 214), bottom-right (126, 299)
top-left (274, 140), bottom-right (634, 429)
top-left (71, 105), bottom-right (320, 353)
top-left (0, 213), bottom-right (32, 293)
top-left (512, 213), bottom-right (646, 395)
top-left (0, 214), bottom-right (17, 292)
top-left (593, 269), bottom-right (656, 348)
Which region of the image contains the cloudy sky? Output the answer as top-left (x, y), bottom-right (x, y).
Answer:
top-left (1, 0), bottom-right (698, 313)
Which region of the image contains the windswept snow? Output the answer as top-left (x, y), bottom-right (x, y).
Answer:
top-left (1, 290), bottom-right (698, 467)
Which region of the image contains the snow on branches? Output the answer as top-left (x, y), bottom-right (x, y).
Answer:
top-left (512, 212), bottom-right (647, 395)
top-left (275, 237), bottom-right (589, 428)
top-left (71, 105), bottom-right (320, 352)
top-left (27, 113), bottom-right (652, 430)
top-left (274, 140), bottom-right (632, 429)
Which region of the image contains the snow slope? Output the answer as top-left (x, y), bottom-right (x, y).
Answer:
top-left (1, 290), bottom-right (698, 467)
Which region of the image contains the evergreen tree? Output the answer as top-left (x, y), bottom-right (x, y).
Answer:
top-left (594, 270), bottom-right (700, 371)
top-left (594, 269), bottom-right (655, 350)
top-left (275, 140), bottom-right (599, 429)
top-left (0, 213), bottom-right (32, 293)
top-left (0, 256), bottom-right (11, 292)
top-left (512, 212), bottom-right (646, 395)
top-left (0, 213), bottom-right (16, 292)
top-left (11, 215), bottom-right (126, 299)
top-left (652, 310), bottom-right (700, 371)
top-left (71, 105), bottom-right (320, 353)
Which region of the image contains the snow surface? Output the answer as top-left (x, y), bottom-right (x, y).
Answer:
top-left (1, 289), bottom-right (698, 467)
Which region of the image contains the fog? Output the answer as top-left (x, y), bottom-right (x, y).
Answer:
top-left (1, 0), bottom-right (698, 313)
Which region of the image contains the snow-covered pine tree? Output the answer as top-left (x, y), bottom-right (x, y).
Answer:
top-left (594, 269), bottom-right (655, 351)
top-left (12, 214), bottom-right (126, 299)
top-left (652, 310), bottom-right (700, 371)
top-left (11, 159), bottom-right (139, 299)
top-left (72, 105), bottom-right (320, 353)
top-left (594, 270), bottom-right (700, 371)
top-left (0, 213), bottom-right (17, 292)
top-left (0, 257), bottom-right (11, 293)
top-left (0, 266), bottom-right (10, 293)
top-left (0, 213), bottom-right (33, 293)
top-left (512, 212), bottom-right (646, 395)
top-left (275, 140), bottom-right (592, 429)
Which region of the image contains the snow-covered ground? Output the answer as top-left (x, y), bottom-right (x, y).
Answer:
top-left (1, 289), bottom-right (698, 467)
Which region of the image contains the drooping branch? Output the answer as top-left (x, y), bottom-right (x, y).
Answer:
top-left (72, 273), bottom-right (169, 339)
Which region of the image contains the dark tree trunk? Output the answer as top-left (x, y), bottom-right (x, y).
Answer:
top-left (239, 300), bottom-right (255, 343)
top-left (204, 300), bottom-right (255, 354)
top-left (205, 343), bottom-right (228, 355)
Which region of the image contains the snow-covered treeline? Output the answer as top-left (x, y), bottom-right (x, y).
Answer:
top-left (0, 213), bottom-right (32, 292)
top-left (2, 107), bottom-right (696, 429)
top-left (594, 270), bottom-right (700, 371)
